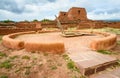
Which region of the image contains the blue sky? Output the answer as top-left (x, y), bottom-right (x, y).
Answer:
top-left (0, 0), bottom-right (120, 21)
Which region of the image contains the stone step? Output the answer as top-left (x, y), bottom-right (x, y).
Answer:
top-left (69, 51), bottom-right (117, 76)
top-left (90, 67), bottom-right (120, 78)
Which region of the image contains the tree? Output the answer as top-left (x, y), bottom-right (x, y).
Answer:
top-left (33, 19), bottom-right (38, 22)
top-left (2, 19), bottom-right (14, 23)
top-left (41, 19), bottom-right (53, 22)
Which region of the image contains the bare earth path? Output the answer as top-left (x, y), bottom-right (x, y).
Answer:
top-left (15, 32), bottom-right (117, 75)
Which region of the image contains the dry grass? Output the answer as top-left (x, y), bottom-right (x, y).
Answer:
top-left (0, 35), bottom-right (3, 43)
top-left (0, 47), bottom-right (82, 78)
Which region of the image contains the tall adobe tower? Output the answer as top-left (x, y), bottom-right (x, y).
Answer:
top-left (57, 7), bottom-right (88, 22)
top-left (68, 7), bottom-right (87, 21)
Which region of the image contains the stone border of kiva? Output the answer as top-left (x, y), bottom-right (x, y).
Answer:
top-left (2, 30), bottom-right (117, 53)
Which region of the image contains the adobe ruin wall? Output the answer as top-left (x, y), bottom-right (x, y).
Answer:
top-left (0, 7), bottom-right (120, 35)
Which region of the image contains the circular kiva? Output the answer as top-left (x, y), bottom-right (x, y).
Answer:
top-left (2, 30), bottom-right (117, 53)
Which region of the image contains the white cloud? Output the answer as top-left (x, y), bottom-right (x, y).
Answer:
top-left (0, 0), bottom-right (120, 21)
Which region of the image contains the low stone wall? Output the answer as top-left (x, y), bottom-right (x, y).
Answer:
top-left (25, 42), bottom-right (65, 54)
top-left (2, 31), bottom-right (117, 53)
top-left (0, 28), bottom-right (41, 35)
top-left (2, 31), bottom-right (65, 54)
top-left (90, 32), bottom-right (117, 50)
top-left (2, 31), bottom-right (36, 50)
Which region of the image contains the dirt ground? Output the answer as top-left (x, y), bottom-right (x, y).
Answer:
top-left (0, 32), bottom-right (120, 78)
top-left (0, 43), bottom-right (83, 78)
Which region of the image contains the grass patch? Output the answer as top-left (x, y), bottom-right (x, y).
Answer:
top-left (25, 69), bottom-right (30, 75)
top-left (67, 59), bottom-right (79, 72)
top-left (15, 68), bottom-right (21, 73)
top-left (0, 75), bottom-right (8, 78)
top-left (117, 41), bottom-right (120, 45)
top-left (62, 54), bottom-right (80, 72)
top-left (22, 55), bottom-right (30, 60)
top-left (117, 60), bottom-right (120, 66)
top-left (67, 60), bottom-right (75, 69)
top-left (80, 75), bottom-right (86, 78)
top-left (67, 27), bottom-right (77, 31)
top-left (0, 52), bottom-right (7, 57)
top-left (105, 28), bottom-right (120, 34)
top-left (50, 65), bottom-right (57, 70)
top-left (0, 35), bottom-right (3, 40)
top-left (43, 52), bottom-right (48, 56)
top-left (97, 50), bottom-right (112, 55)
top-left (62, 54), bottom-right (69, 60)
top-left (9, 55), bottom-right (19, 59)
top-left (23, 66), bottom-right (31, 69)
top-left (96, 27), bottom-right (120, 34)
top-left (0, 60), bottom-right (13, 69)
top-left (0, 35), bottom-right (3, 43)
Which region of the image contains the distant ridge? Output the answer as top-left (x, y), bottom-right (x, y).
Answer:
top-left (101, 19), bottom-right (120, 22)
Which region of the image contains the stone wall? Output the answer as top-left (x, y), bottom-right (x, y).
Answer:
top-left (2, 31), bottom-right (65, 54)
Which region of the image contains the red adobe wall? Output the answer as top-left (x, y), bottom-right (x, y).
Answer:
top-left (58, 12), bottom-right (68, 22)
top-left (68, 7), bottom-right (87, 21)
top-left (0, 28), bottom-right (41, 35)
top-left (58, 7), bottom-right (88, 22)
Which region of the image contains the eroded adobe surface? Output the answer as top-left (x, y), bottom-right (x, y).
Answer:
top-left (2, 31), bottom-right (117, 53)
top-left (58, 7), bottom-right (88, 22)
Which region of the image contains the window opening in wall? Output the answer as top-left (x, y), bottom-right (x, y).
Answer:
top-left (78, 10), bottom-right (80, 14)
top-left (64, 14), bottom-right (66, 16)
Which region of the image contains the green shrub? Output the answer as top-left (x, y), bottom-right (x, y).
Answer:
top-left (25, 69), bottom-right (30, 75)
top-left (62, 54), bottom-right (69, 60)
top-left (0, 60), bottom-right (13, 69)
top-left (33, 19), bottom-right (38, 22)
top-left (41, 19), bottom-right (52, 22)
top-left (63, 54), bottom-right (79, 72)
top-left (117, 41), bottom-right (120, 45)
top-left (0, 75), bottom-right (8, 78)
top-left (1, 19), bottom-right (14, 23)
top-left (0, 52), bottom-right (7, 57)
top-left (97, 50), bottom-right (112, 55)
top-left (0, 36), bottom-right (2, 40)
top-left (43, 53), bottom-right (48, 56)
top-left (9, 55), bottom-right (19, 59)
top-left (80, 75), bottom-right (86, 78)
top-left (50, 66), bottom-right (57, 70)
top-left (22, 55), bottom-right (30, 60)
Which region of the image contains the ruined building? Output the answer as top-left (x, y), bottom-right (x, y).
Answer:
top-left (57, 7), bottom-right (88, 22)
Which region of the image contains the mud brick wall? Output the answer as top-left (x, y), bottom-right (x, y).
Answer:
top-left (41, 22), bottom-right (57, 28)
top-left (58, 12), bottom-right (68, 22)
top-left (68, 7), bottom-right (87, 21)
top-left (16, 22), bottom-right (36, 28)
top-left (90, 32), bottom-right (117, 50)
top-left (58, 7), bottom-right (88, 22)
top-left (0, 28), bottom-right (41, 35)
top-left (2, 31), bottom-right (65, 54)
